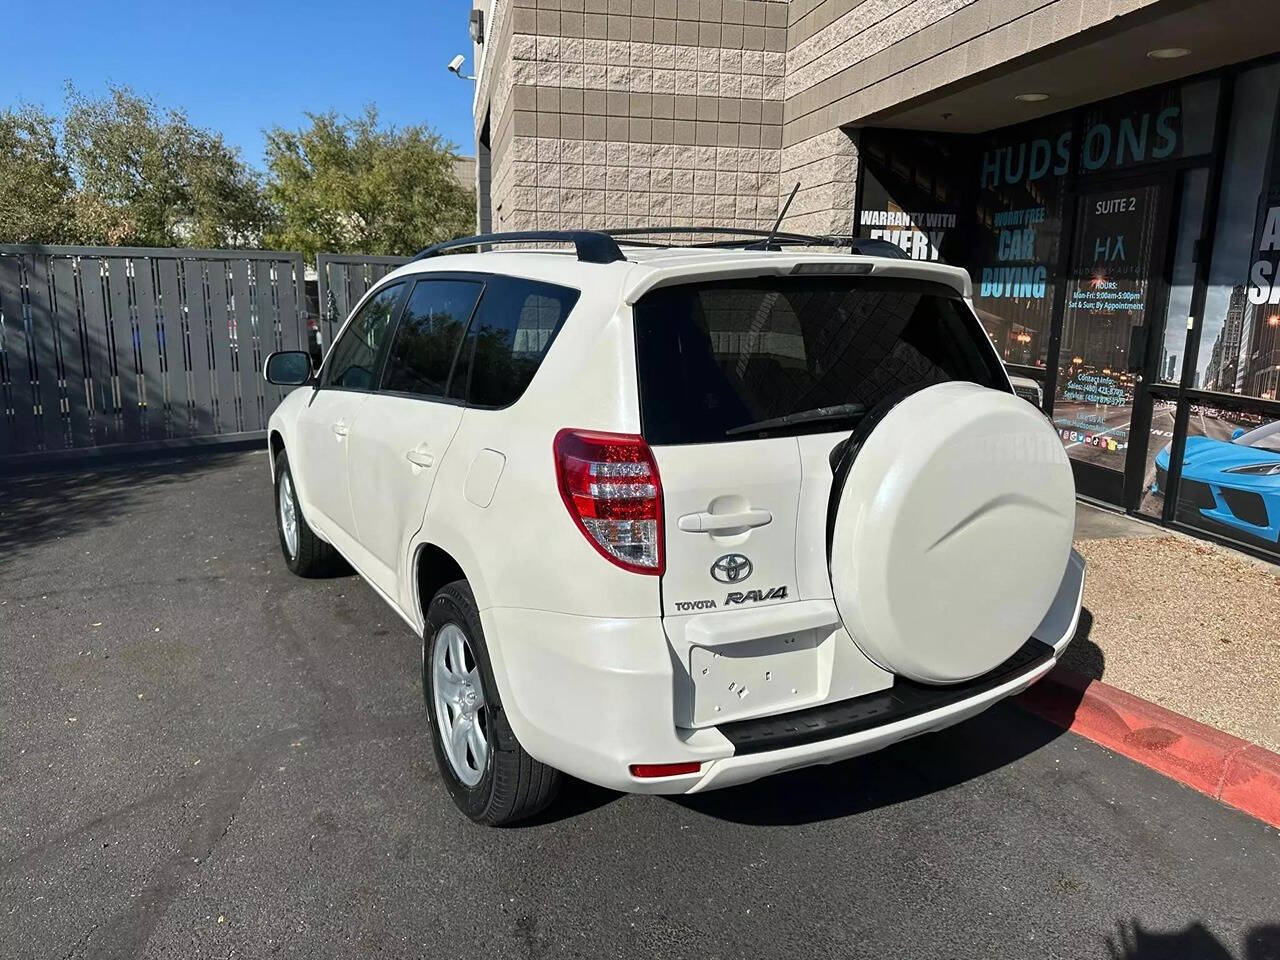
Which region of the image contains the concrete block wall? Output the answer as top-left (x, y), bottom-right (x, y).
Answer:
top-left (474, 0), bottom-right (521, 232)
top-left (480, 0), bottom-right (790, 233)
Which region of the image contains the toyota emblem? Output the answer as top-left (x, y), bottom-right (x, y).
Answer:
top-left (710, 553), bottom-right (753, 583)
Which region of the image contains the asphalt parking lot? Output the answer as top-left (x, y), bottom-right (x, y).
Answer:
top-left (2, 450), bottom-right (1278, 960)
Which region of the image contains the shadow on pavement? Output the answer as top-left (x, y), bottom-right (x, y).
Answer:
top-left (0, 453), bottom-right (244, 566)
top-left (1057, 607), bottom-right (1105, 679)
top-left (519, 777), bottom-right (622, 826)
top-left (672, 701), bottom-right (1074, 826)
top-left (672, 612), bottom-right (1101, 828)
top-left (1106, 919), bottom-right (1280, 960)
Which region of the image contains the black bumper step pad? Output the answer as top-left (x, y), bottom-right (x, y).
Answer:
top-left (719, 638), bottom-right (1054, 755)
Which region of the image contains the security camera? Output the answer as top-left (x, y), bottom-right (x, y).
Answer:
top-left (447, 54), bottom-right (476, 81)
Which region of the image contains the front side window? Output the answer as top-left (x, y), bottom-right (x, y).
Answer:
top-left (452, 275), bottom-right (579, 407)
top-left (633, 277), bottom-right (1006, 445)
top-left (323, 283), bottom-right (405, 389)
top-left (381, 279), bottom-right (483, 398)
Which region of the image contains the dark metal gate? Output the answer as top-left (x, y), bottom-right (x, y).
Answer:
top-left (0, 245), bottom-right (308, 466)
top-left (315, 254), bottom-right (411, 346)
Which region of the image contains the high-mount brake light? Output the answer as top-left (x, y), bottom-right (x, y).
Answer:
top-left (553, 429), bottom-right (664, 575)
top-left (790, 262), bottom-right (875, 275)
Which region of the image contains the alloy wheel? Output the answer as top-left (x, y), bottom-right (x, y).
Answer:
top-left (431, 622), bottom-right (489, 786)
top-left (279, 472), bottom-right (299, 559)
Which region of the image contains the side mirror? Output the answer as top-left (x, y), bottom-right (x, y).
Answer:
top-left (1231, 427), bottom-right (1245, 441)
top-left (264, 350), bottom-right (314, 386)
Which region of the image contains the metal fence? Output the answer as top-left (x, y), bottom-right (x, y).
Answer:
top-left (316, 253), bottom-right (411, 346)
top-left (0, 245), bottom-right (311, 466)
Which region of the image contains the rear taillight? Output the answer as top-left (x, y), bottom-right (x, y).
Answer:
top-left (553, 428), bottom-right (664, 575)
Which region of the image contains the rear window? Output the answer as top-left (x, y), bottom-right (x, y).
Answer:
top-left (633, 277), bottom-right (1006, 445)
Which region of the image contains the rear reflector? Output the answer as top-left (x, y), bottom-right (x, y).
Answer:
top-left (629, 762), bottom-right (702, 778)
top-left (554, 428), bottom-right (664, 574)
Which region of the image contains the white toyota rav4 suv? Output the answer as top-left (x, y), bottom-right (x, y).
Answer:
top-left (264, 229), bottom-right (1085, 825)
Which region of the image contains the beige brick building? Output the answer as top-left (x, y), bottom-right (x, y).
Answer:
top-left (463, 0), bottom-right (1280, 561)
top-left (468, 0), bottom-right (1276, 238)
top-left (473, 0), bottom-right (792, 235)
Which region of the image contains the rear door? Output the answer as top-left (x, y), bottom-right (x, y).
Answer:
top-left (634, 282), bottom-right (805, 615)
top-left (633, 275), bottom-right (1011, 620)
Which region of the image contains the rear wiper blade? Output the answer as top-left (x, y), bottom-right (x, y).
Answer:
top-left (725, 403), bottom-right (867, 436)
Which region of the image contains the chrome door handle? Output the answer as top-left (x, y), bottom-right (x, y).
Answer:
top-left (332, 420), bottom-right (349, 438)
top-left (677, 509), bottom-right (772, 533)
top-left (405, 448), bottom-right (434, 468)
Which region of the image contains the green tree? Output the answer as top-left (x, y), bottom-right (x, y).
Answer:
top-left (0, 104), bottom-right (77, 244)
top-left (263, 107), bottom-right (474, 260)
top-left (62, 85), bottom-right (268, 247)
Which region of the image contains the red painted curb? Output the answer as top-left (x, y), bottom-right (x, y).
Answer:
top-left (1014, 665), bottom-right (1280, 829)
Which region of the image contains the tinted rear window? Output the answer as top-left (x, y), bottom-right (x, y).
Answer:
top-left (452, 275), bottom-right (579, 408)
top-left (634, 277), bottom-right (1006, 445)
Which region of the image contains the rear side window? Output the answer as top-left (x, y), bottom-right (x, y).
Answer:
top-left (634, 277), bottom-right (1006, 445)
top-left (380, 279), bottom-right (483, 398)
top-left (452, 275), bottom-right (579, 408)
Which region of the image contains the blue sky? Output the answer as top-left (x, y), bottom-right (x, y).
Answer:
top-left (3, 0), bottom-right (479, 170)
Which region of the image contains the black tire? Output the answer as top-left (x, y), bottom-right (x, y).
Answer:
top-left (423, 580), bottom-right (561, 825)
top-left (273, 450), bottom-right (340, 577)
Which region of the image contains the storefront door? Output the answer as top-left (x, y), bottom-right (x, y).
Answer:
top-left (1053, 176), bottom-right (1173, 504)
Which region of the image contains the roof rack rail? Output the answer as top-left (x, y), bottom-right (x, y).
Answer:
top-left (691, 234), bottom-right (849, 249)
top-left (605, 225), bottom-right (834, 246)
top-left (413, 230), bottom-right (627, 264)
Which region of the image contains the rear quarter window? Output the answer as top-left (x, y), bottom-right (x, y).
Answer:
top-left (633, 276), bottom-right (1007, 445)
top-left (453, 275), bottom-right (580, 408)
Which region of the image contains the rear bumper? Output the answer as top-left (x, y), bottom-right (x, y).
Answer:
top-left (483, 549), bottom-right (1085, 795)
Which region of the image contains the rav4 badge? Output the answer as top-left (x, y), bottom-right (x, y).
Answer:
top-left (724, 586), bottom-right (789, 605)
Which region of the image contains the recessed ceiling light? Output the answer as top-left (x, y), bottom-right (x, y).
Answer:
top-left (1147, 47), bottom-right (1191, 59)
top-left (1014, 93), bottom-right (1050, 103)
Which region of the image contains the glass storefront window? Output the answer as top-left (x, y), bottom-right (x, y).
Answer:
top-left (1157, 169), bottom-right (1210, 387)
top-left (854, 129), bottom-right (969, 265)
top-left (855, 65), bottom-right (1278, 555)
top-left (1198, 62), bottom-right (1280, 400)
top-left (1075, 78), bottom-right (1219, 173)
top-left (1151, 401), bottom-right (1280, 550)
top-left (1052, 182), bottom-right (1166, 473)
top-left (966, 79), bottom-right (1218, 372)
top-left (1138, 168), bottom-right (1210, 519)
top-left (970, 114), bottom-right (1070, 368)
top-left (1140, 395), bottom-right (1182, 518)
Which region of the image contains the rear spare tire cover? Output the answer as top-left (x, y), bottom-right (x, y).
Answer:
top-left (830, 381), bottom-right (1075, 684)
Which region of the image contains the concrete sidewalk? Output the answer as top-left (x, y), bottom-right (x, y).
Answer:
top-left (1065, 503), bottom-right (1280, 753)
